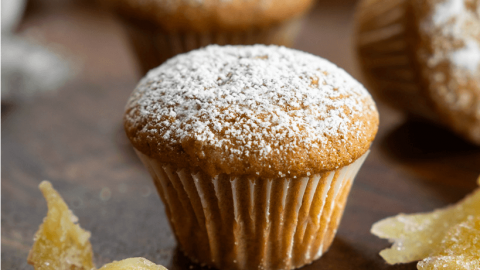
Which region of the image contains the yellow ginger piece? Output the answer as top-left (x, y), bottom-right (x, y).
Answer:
top-left (417, 216), bottom-right (480, 270)
top-left (28, 181), bottom-right (95, 270)
top-left (28, 181), bottom-right (169, 270)
top-left (418, 256), bottom-right (479, 270)
top-left (371, 178), bottom-right (480, 266)
top-left (99, 258), bottom-right (167, 270)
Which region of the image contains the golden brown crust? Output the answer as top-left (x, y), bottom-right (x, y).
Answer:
top-left (124, 45), bottom-right (379, 178)
top-left (105, 0), bottom-right (314, 32)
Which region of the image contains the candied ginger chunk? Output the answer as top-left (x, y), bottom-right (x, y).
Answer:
top-left (28, 181), bottom-right (169, 270)
top-left (371, 180), bottom-right (480, 266)
top-left (417, 256), bottom-right (479, 270)
top-left (27, 181), bottom-right (95, 270)
top-left (417, 216), bottom-right (480, 270)
top-left (99, 257), bottom-right (167, 270)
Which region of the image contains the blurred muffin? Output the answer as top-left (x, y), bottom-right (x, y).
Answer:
top-left (355, 0), bottom-right (480, 144)
top-left (124, 45), bottom-right (379, 270)
top-left (105, 0), bottom-right (314, 75)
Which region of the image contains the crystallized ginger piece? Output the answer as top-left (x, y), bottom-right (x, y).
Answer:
top-left (371, 181), bottom-right (480, 265)
top-left (28, 181), bottom-right (95, 270)
top-left (417, 216), bottom-right (480, 270)
top-left (28, 181), bottom-right (169, 270)
top-left (99, 257), bottom-right (167, 270)
top-left (418, 256), bottom-right (479, 270)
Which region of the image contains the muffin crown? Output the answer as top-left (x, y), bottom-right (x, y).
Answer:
top-left (124, 45), bottom-right (379, 178)
top-left (106, 0), bottom-right (314, 32)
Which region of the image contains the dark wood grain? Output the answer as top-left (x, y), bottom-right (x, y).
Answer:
top-left (2, 0), bottom-right (480, 269)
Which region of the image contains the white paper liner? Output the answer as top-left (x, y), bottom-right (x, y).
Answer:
top-left (136, 150), bottom-right (369, 270)
top-left (121, 17), bottom-right (303, 74)
top-left (355, 0), bottom-right (439, 121)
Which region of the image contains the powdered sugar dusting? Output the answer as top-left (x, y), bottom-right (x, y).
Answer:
top-left (416, 0), bottom-right (480, 144)
top-left (450, 38), bottom-right (480, 74)
top-left (423, 0), bottom-right (480, 74)
top-left (432, 0), bottom-right (465, 25)
top-left (125, 45), bottom-right (377, 175)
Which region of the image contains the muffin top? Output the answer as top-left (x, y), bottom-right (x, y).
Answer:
top-left (413, 0), bottom-right (480, 143)
top-left (107, 0), bottom-right (314, 32)
top-left (124, 45), bottom-right (379, 178)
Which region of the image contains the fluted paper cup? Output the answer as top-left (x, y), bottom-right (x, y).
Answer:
top-left (136, 150), bottom-right (368, 270)
top-left (355, 0), bottom-right (438, 121)
top-left (120, 17), bottom-right (303, 75)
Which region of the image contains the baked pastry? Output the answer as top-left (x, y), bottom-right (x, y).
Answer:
top-left (103, 0), bottom-right (314, 74)
top-left (124, 45), bottom-right (379, 270)
top-left (355, 0), bottom-right (480, 145)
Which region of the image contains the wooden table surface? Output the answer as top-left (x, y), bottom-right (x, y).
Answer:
top-left (2, 0), bottom-right (480, 269)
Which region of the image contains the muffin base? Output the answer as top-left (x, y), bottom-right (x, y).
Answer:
top-left (119, 17), bottom-right (303, 75)
top-left (136, 150), bottom-right (369, 270)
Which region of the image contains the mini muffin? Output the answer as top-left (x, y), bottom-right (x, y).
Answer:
top-left (124, 45), bottom-right (379, 270)
top-left (104, 0), bottom-right (314, 75)
top-left (355, 0), bottom-right (480, 144)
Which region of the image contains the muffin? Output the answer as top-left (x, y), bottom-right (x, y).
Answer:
top-left (355, 0), bottom-right (480, 144)
top-left (104, 0), bottom-right (314, 75)
top-left (124, 45), bottom-right (379, 270)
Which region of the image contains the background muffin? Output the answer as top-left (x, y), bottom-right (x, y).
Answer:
top-left (104, 0), bottom-right (315, 75)
top-left (355, 0), bottom-right (480, 144)
top-left (124, 45), bottom-right (379, 270)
